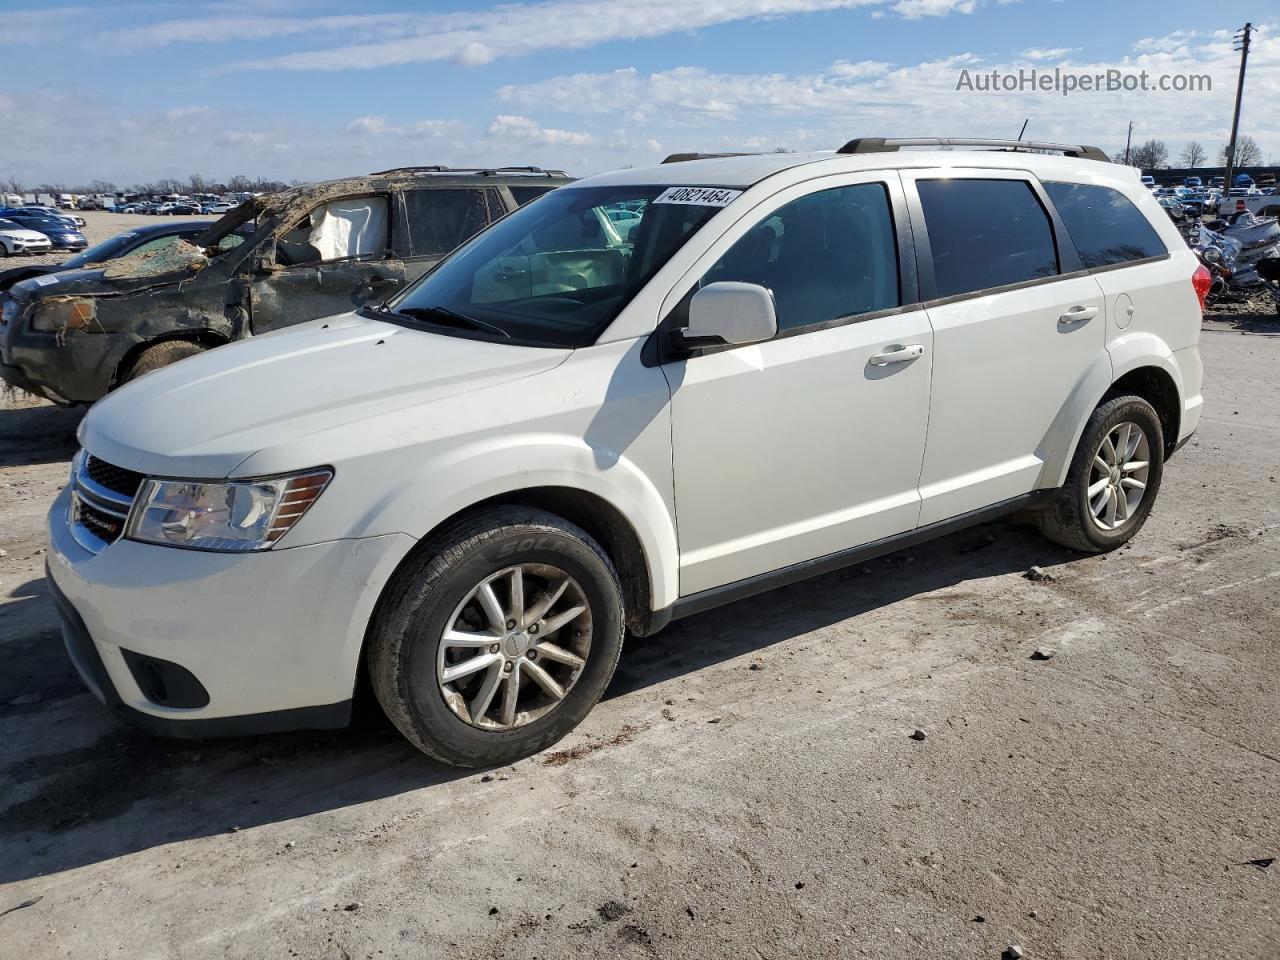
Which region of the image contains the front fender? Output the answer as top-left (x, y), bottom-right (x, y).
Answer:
top-left (357, 433), bottom-right (681, 611)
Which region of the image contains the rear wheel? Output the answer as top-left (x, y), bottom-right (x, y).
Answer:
top-left (1037, 395), bottom-right (1165, 553)
top-left (119, 340), bottom-right (206, 385)
top-left (368, 507), bottom-right (625, 767)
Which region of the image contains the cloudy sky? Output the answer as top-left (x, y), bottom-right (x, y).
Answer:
top-left (2, 0), bottom-right (1276, 187)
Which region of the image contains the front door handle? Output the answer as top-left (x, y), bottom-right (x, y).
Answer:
top-left (869, 343), bottom-right (926, 366)
top-left (1059, 305), bottom-right (1097, 325)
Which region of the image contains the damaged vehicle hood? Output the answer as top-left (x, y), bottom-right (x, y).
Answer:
top-left (80, 312), bottom-right (571, 478)
top-left (9, 247), bottom-right (209, 301)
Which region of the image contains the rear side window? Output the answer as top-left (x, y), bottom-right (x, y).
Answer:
top-left (405, 188), bottom-right (499, 258)
top-left (917, 179), bottom-right (1059, 299)
top-left (510, 186), bottom-right (555, 206)
top-left (701, 182), bottom-right (900, 333)
top-left (1043, 182), bottom-right (1167, 268)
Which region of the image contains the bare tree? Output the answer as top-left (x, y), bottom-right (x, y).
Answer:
top-left (1221, 135), bottom-right (1262, 167)
top-left (1, 175), bottom-right (24, 193)
top-left (1178, 141), bottom-right (1205, 167)
top-left (1130, 139), bottom-right (1169, 170)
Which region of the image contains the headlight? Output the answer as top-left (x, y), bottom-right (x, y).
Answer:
top-left (127, 469), bottom-right (332, 552)
top-left (1, 299), bottom-right (17, 325)
top-left (30, 297), bottom-right (96, 333)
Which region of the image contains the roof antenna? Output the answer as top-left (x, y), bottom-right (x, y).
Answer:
top-left (1016, 119), bottom-right (1029, 141)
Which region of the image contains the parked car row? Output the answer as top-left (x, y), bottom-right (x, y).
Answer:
top-left (0, 207), bottom-right (88, 252)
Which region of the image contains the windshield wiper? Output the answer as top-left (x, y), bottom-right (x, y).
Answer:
top-left (396, 305), bottom-right (511, 339)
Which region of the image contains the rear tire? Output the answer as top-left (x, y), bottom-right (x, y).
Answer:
top-left (1037, 395), bottom-right (1165, 553)
top-left (368, 506), bottom-right (625, 768)
top-left (119, 340), bottom-right (206, 384)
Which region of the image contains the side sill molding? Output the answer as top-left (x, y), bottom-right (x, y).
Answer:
top-left (660, 491), bottom-right (1052, 625)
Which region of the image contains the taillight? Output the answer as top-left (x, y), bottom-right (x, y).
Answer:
top-left (1237, 200), bottom-right (1246, 211)
top-left (1192, 264), bottom-right (1212, 312)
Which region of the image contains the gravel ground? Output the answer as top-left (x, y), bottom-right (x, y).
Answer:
top-left (0, 316), bottom-right (1278, 959)
top-left (10, 211), bottom-right (217, 268)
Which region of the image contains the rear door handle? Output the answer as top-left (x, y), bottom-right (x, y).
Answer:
top-left (869, 343), bottom-right (925, 366)
top-left (1059, 305), bottom-right (1097, 325)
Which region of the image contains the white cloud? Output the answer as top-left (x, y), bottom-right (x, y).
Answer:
top-left (497, 25), bottom-right (1280, 160)
top-left (1020, 47), bottom-right (1076, 61)
top-left (345, 116), bottom-right (460, 138)
top-left (486, 115), bottom-right (593, 146)
top-left (188, 0), bottom-right (973, 71)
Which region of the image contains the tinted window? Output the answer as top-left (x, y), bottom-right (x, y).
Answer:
top-left (917, 179), bottom-right (1059, 299)
top-left (405, 188), bottom-right (497, 258)
top-left (701, 183), bottom-right (899, 332)
top-left (1044, 182), bottom-right (1167, 268)
top-left (510, 186), bottom-right (555, 206)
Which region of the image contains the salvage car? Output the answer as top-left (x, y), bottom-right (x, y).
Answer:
top-left (1, 166), bottom-right (571, 404)
top-left (47, 139), bottom-right (1204, 767)
top-left (0, 220), bottom-right (237, 292)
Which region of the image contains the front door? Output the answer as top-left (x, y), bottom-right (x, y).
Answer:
top-left (665, 176), bottom-right (933, 595)
top-left (250, 194), bottom-right (405, 334)
top-left (901, 170), bottom-right (1107, 525)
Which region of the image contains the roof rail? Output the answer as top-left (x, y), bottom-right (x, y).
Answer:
top-left (661, 152), bottom-right (762, 164)
top-left (370, 165), bottom-right (569, 177)
top-left (837, 137), bottom-right (1111, 163)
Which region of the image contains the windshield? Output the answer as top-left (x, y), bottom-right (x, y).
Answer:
top-left (384, 185), bottom-right (725, 347)
top-left (0, 218), bottom-right (18, 229)
top-left (61, 232), bottom-right (139, 268)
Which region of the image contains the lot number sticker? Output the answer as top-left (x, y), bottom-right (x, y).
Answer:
top-left (33, 275), bottom-right (59, 286)
top-left (653, 187), bottom-right (742, 207)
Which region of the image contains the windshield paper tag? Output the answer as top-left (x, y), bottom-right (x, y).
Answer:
top-left (33, 275), bottom-right (59, 286)
top-left (653, 187), bottom-right (742, 207)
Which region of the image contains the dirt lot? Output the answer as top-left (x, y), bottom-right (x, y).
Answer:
top-left (12, 210), bottom-right (217, 268)
top-left (1, 314), bottom-right (1278, 960)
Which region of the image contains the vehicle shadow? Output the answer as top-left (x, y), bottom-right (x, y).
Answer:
top-left (0, 513), bottom-right (1077, 885)
top-left (0, 400), bottom-right (83, 468)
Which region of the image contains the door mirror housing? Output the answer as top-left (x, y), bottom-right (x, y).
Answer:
top-left (675, 281), bottom-right (778, 350)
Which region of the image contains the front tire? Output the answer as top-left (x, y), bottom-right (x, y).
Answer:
top-left (1037, 395), bottom-right (1165, 553)
top-left (368, 507), bottom-right (625, 767)
top-left (119, 340), bottom-right (206, 385)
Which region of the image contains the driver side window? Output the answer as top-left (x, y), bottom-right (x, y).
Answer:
top-left (276, 196), bottom-right (389, 267)
top-left (701, 182), bottom-right (900, 333)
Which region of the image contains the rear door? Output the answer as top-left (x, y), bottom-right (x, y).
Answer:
top-left (249, 194), bottom-right (404, 334)
top-left (401, 187), bottom-right (506, 284)
top-left (901, 169), bottom-right (1107, 525)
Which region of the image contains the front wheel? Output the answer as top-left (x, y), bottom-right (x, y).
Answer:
top-left (368, 507), bottom-right (625, 767)
top-left (119, 339), bottom-right (206, 385)
top-left (1037, 395), bottom-right (1165, 553)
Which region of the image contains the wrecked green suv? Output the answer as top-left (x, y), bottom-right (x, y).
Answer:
top-left (0, 166), bottom-right (570, 404)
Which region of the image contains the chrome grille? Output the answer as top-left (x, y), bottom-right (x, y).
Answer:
top-left (69, 452), bottom-right (140, 554)
top-left (85, 455), bottom-right (145, 498)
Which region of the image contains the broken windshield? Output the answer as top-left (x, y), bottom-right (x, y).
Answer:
top-left (384, 185), bottom-right (727, 348)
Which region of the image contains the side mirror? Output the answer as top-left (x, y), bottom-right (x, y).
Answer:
top-left (674, 281), bottom-right (778, 350)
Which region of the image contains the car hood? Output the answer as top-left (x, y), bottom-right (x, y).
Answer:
top-left (9, 267), bottom-right (112, 300)
top-left (80, 312), bottom-right (572, 478)
top-left (0, 227), bottom-right (51, 242)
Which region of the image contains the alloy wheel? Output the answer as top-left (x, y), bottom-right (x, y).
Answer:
top-left (1088, 421), bottom-right (1151, 531)
top-left (436, 564), bottom-right (593, 730)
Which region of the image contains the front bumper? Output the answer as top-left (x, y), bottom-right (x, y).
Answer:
top-left (0, 310), bottom-right (127, 403)
top-left (47, 486), bottom-right (416, 737)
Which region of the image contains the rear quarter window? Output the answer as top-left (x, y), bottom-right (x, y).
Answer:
top-left (1044, 182), bottom-right (1167, 269)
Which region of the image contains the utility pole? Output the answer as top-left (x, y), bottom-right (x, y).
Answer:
top-left (1223, 22), bottom-right (1253, 191)
top-left (1123, 121), bottom-right (1134, 166)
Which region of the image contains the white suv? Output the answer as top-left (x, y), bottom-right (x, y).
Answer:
top-left (47, 138), bottom-right (1206, 766)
